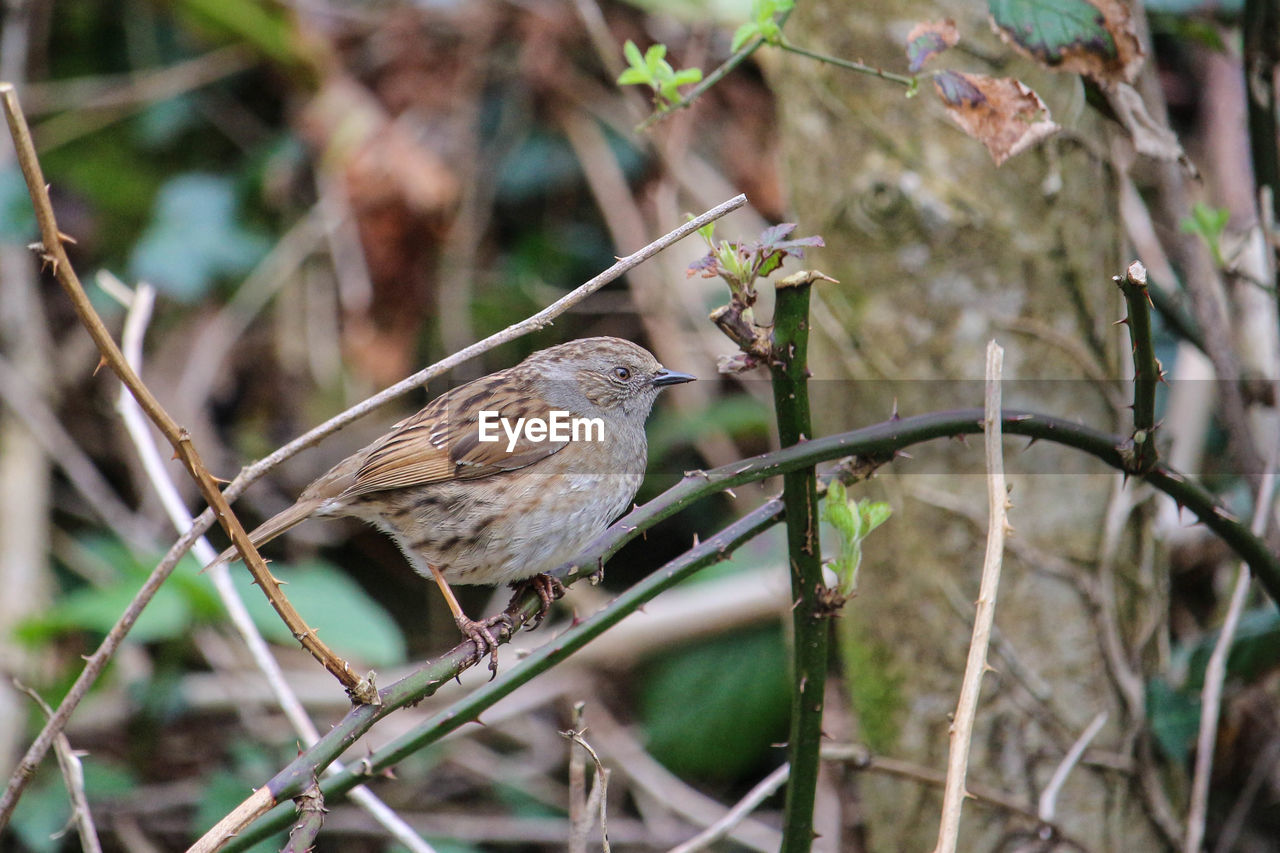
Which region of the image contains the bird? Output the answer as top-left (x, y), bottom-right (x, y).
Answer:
top-left (210, 336), bottom-right (695, 673)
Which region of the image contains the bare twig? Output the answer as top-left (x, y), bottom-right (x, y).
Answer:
top-left (28, 46), bottom-right (256, 151)
top-left (582, 706), bottom-right (781, 853)
top-left (215, 191), bottom-right (747, 509)
top-left (0, 102), bottom-right (744, 827)
top-left (114, 283), bottom-right (435, 853)
top-left (13, 682), bottom-right (103, 853)
top-left (561, 711), bottom-right (610, 853)
top-left (0, 354), bottom-right (153, 550)
top-left (567, 703), bottom-right (588, 853)
top-left (0, 82), bottom-right (374, 696)
top-left (1038, 711), bottom-right (1108, 823)
top-left (934, 340), bottom-right (1009, 853)
top-left (667, 762), bottom-right (790, 853)
top-left (822, 744), bottom-right (1045, 825)
top-left (0, 82), bottom-right (375, 832)
top-left (1185, 462), bottom-right (1278, 853)
top-left (174, 209), bottom-right (323, 410)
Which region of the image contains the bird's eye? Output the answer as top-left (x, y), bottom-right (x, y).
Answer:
top-left (613, 366), bottom-right (631, 381)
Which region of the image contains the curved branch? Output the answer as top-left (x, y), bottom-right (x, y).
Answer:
top-left (210, 405), bottom-right (1279, 849)
top-left (205, 498), bottom-right (787, 852)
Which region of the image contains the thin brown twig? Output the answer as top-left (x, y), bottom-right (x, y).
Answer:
top-left (0, 353), bottom-right (154, 550)
top-left (0, 82), bottom-right (373, 696)
top-left (567, 703), bottom-right (588, 853)
top-left (214, 191), bottom-right (747, 510)
top-left (26, 46), bottom-right (256, 151)
top-left (113, 283), bottom-right (434, 853)
top-left (0, 79), bottom-right (363, 833)
top-left (934, 340), bottom-right (1009, 853)
top-left (1185, 460), bottom-right (1278, 853)
top-left (667, 763), bottom-right (789, 853)
top-left (13, 682), bottom-right (103, 853)
top-left (1038, 711), bottom-right (1109, 823)
top-left (0, 105), bottom-right (744, 826)
top-left (561, 713), bottom-right (610, 853)
top-left (821, 744), bottom-right (1047, 826)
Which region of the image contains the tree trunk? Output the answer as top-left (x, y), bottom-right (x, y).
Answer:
top-left (769, 2), bottom-right (1163, 849)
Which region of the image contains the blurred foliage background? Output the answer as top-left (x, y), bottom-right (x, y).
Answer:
top-left (1, 0), bottom-right (1279, 851)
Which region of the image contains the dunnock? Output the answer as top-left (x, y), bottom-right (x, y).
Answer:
top-left (212, 337), bottom-right (694, 671)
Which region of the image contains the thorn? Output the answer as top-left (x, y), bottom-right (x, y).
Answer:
top-left (890, 398), bottom-right (900, 421)
top-left (93, 355), bottom-right (108, 376)
top-left (1113, 316), bottom-right (1130, 326)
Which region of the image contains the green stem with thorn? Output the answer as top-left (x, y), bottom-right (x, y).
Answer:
top-left (770, 271), bottom-right (828, 852)
top-left (1116, 261), bottom-right (1161, 473)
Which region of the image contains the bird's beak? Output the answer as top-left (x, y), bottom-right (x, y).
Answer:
top-left (652, 368), bottom-right (696, 387)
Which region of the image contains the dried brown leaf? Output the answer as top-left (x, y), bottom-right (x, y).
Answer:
top-left (906, 19), bottom-right (960, 73)
top-left (933, 71), bottom-right (1060, 165)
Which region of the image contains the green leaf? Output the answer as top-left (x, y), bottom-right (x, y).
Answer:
top-left (0, 166), bottom-right (37, 245)
top-left (1180, 606), bottom-right (1280, 689)
top-left (639, 628), bottom-right (790, 780)
top-left (731, 21), bottom-right (762, 52)
top-left (171, 0), bottom-right (302, 69)
top-left (617, 67), bottom-right (652, 86)
top-left (231, 559), bottom-right (407, 666)
top-left (822, 481), bottom-right (857, 538)
top-left (18, 546), bottom-right (211, 646)
top-left (1146, 676), bottom-right (1200, 760)
top-left (128, 173), bottom-right (270, 302)
top-left (10, 772), bottom-right (74, 853)
top-left (1179, 202), bottom-right (1229, 267)
top-left (25, 581), bottom-right (193, 644)
top-left (821, 486), bottom-right (891, 598)
top-left (672, 67), bottom-right (703, 87)
top-left (643, 42), bottom-right (668, 70)
top-left (988, 0), bottom-right (1117, 65)
top-left (859, 500), bottom-right (892, 535)
top-left (623, 39), bottom-right (644, 69)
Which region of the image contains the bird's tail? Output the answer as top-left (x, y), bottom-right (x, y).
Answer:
top-left (205, 499), bottom-right (321, 572)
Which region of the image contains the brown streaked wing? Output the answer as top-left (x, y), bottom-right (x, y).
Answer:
top-left (340, 373), bottom-right (568, 497)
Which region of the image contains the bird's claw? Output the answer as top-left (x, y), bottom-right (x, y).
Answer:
top-left (457, 613), bottom-right (513, 678)
top-left (511, 573), bottom-right (566, 629)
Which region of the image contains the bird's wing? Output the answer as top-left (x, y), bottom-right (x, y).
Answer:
top-left (340, 372), bottom-right (569, 497)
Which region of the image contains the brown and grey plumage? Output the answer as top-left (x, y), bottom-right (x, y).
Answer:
top-left (210, 336), bottom-right (694, 671)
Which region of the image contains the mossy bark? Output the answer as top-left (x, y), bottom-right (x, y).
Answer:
top-left (768, 2), bottom-right (1161, 850)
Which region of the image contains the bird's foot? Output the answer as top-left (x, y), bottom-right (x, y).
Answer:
top-left (456, 612), bottom-right (513, 678)
top-left (510, 573), bottom-right (566, 629)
